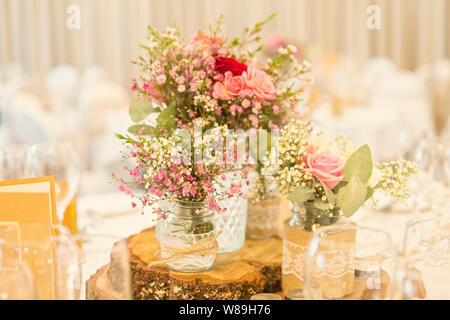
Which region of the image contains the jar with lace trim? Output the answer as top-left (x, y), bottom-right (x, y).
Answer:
top-left (158, 200), bottom-right (217, 273)
top-left (281, 202), bottom-right (356, 298)
top-left (246, 175), bottom-right (282, 239)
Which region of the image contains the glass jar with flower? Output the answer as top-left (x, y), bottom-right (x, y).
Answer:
top-left (277, 119), bottom-right (418, 297)
top-left (120, 14), bottom-right (312, 256)
top-left (115, 125), bottom-right (246, 272)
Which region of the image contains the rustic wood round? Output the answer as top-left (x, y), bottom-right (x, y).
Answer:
top-left (87, 227), bottom-right (282, 300)
top-left (86, 227), bottom-right (392, 300)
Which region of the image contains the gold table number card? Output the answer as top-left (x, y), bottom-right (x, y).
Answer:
top-left (0, 176), bottom-right (58, 299)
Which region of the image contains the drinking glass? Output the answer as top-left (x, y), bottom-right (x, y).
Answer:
top-left (75, 233), bottom-right (132, 300)
top-left (27, 141), bottom-right (81, 225)
top-left (0, 258), bottom-right (36, 300)
top-left (304, 224), bottom-right (397, 300)
top-left (0, 144), bottom-right (31, 180)
top-left (400, 215), bottom-right (450, 299)
top-left (0, 223), bottom-right (80, 300)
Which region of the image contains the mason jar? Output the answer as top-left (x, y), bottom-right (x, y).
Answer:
top-left (282, 202), bottom-right (354, 297)
top-left (158, 200), bottom-right (217, 273)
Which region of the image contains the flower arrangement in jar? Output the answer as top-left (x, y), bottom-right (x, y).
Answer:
top-left (117, 13), bottom-right (313, 259)
top-left (277, 118), bottom-right (418, 296)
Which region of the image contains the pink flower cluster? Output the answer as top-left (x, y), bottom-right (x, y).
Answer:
top-left (213, 65), bottom-right (276, 102)
top-left (117, 135), bottom-right (248, 213)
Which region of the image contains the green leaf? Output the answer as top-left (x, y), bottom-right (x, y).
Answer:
top-left (365, 187), bottom-right (375, 201)
top-left (317, 178), bottom-right (336, 206)
top-left (156, 104), bottom-right (175, 132)
top-left (336, 176), bottom-right (367, 217)
top-left (129, 98), bottom-right (155, 123)
top-left (344, 144), bottom-right (373, 183)
top-left (128, 124), bottom-right (155, 136)
top-left (311, 199), bottom-right (333, 210)
top-left (287, 185), bottom-right (315, 203)
top-left (115, 133), bottom-right (127, 140)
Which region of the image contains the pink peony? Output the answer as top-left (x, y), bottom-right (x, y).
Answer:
top-left (305, 151), bottom-right (345, 189)
top-left (242, 65), bottom-right (276, 101)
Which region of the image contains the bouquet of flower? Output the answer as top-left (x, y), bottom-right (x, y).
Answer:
top-left (118, 14), bottom-right (312, 213)
top-left (277, 119), bottom-right (418, 231)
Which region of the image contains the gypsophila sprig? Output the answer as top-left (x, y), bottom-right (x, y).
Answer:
top-left (115, 125), bottom-right (249, 216)
top-left (373, 160), bottom-right (418, 201)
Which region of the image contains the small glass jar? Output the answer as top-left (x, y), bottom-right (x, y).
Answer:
top-left (158, 200), bottom-right (217, 273)
top-left (246, 175), bottom-right (281, 239)
top-left (216, 169), bottom-right (248, 253)
top-left (282, 202), bottom-right (353, 295)
top-left (216, 195), bottom-right (248, 253)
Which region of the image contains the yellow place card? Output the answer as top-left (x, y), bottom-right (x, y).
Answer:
top-left (0, 176), bottom-right (58, 299)
top-left (0, 176), bottom-right (58, 224)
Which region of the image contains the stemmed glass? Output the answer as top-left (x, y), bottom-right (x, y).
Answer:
top-left (304, 224), bottom-right (398, 300)
top-left (400, 213), bottom-right (450, 299)
top-left (0, 223), bottom-right (80, 300)
top-left (26, 141), bottom-right (81, 224)
top-left (0, 144), bottom-right (31, 180)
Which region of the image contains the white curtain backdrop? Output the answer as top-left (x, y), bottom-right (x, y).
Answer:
top-left (0, 0), bottom-right (449, 86)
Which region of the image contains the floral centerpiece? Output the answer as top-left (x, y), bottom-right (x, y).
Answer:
top-left (116, 14), bottom-right (312, 269)
top-left (277, 118), bottom-right (417, 295)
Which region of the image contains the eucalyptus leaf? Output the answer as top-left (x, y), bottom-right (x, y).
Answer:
top-left (156, 104), bottom-right (175, 132)
top-left (311, 199), bottom-right (333, 210)
top-left (128, 124), bottom-right (155, 136)
top-left (336, 176), bottom-right (367, 217)
top-left (344, 144), bottom-right (373, 183)
top-left (287, 185), bottom-right (315, 203)
top-left (318, 178), bottom-right (336, 206)
top-left (129, 98), bottom-right (155, 123)
top-left (365, 187), bottom-right (375, 201)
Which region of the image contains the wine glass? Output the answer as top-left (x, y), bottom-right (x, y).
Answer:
top-left (304, 224), bottom-right (397, 300)
top-left (399, 215), bottom-right (450, 299)
top-left (75, 233), bottom-right (132, 300)
top-left (0, 144), bottom-right (31, 180)
top-left (26, 141), bottom-right (81, 224)
top-left (0, 223), bottom-right (80, 300)
top-left (402, 130), bottom-right (438, 212)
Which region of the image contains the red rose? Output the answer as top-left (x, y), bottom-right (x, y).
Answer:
top-left (214, 56), bottom-right (248, 76)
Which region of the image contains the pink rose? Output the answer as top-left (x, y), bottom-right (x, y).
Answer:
top-left (212, 71), bottom-right (247, 100)
top-left (242, 65), bottom-right (276, 101)
top-left (224, 72), bottom-right (244, 96)
top-left (213, 81), bottom-right (232, 100)
top-left (305, 152), bottom-right (345, 189)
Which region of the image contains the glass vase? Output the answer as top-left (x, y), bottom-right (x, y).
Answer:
top-left (158, 200), bottom-right (217, 273)
top-left (282, 202), bottom-right (355, 298)
top-left (217, 195), bottom-right (248, 253)
top-left (216, 169), bottom-right (248, 253)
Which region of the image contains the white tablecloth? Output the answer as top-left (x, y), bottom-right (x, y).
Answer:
top-left (77, 192), bottom-right (450, 299)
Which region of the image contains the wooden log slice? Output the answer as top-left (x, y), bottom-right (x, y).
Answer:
top-left (88, 227), bottom-right (392, 300)
top-left (110, 227), bottom-right (282, 300)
